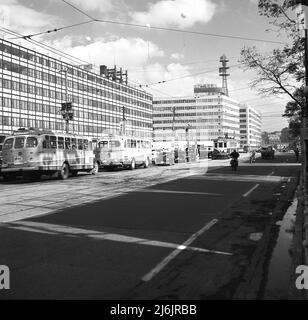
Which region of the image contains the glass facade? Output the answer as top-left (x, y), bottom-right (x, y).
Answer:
top-left (0, 39), bottom-right (153, 139)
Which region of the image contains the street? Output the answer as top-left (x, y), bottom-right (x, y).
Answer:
top-left (0, 152), bottom-right (301, 299)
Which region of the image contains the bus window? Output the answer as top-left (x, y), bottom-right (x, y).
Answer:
top-left (127, 139), bottom-right (131, 148)
top-left (14, 137), bottom-right (25, 149)
top-left (131, 140), bottom-right (136, 148)
top-left (3, 138), bottom-right (14, 150)
top-left (26, 137), bottom-right (38, 148)
top-left (58, 137), bottom-right (64, 149)
top-left (0, 136), bottom-right (6, 144)
top-left (78, 139), bottom-right (83, 150)
top-left (99, 141), bottom-right (108, 149)
top-left (110, 140), bottom-right (121, 149)
top-left (65, 137), bottom-right (71, 149)
top-left (71, 138), bottom-right (77, 149)
top-left (137, 140), bottom-right (141, 148)
top-left (43, 136), bottom-right (50, 149)
top-left (50, 136), bottom-right (57, 149)
top-left (83, 139), bottom-right (88, 150)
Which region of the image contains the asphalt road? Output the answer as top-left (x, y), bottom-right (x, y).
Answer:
top-left (0, 152), bottom-right (301, 299)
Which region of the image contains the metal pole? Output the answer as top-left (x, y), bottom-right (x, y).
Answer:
top-left (65, 69), bottom-right (69, 133)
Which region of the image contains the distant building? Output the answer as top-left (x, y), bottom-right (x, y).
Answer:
top-left (153, 84), bottom-right (240, 145)
top-left (239, 104), bottom-right (262, 150)
top-left (268, 131), bottom-right (281, 147)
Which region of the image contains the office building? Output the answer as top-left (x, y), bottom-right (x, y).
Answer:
top-left (0, 39), bottom-right (153, 138)
top-left (153, 84), bottom-right (240, 144)
top-left (239, 104), bottom-right (262, 150)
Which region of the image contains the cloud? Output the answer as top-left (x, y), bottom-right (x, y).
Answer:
top-left (0, 0), bottom-right (59, 35)
top-left (68, 0), bottom-right (114, 14)
top-left (130, 0), bottom-right (216, 29)
top-left (170, 53), bottom-right (184, 60)
top-left (51, 36), bottom-right (165, 70)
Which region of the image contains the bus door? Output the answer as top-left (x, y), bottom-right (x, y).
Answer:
top-left (23, 136), bottom-right (40, 164)
top-left (2, 137), bottom-right (15, 167)
top-left (108, 139), bottom-right (122, 162)
top-left (96, 140), bottom-right (109, 163)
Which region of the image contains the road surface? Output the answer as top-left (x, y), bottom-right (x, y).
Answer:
top-left (0, 152), bottom-right (301, 299)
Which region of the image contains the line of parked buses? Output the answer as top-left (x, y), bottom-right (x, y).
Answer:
top-left (0, 128), bottom-right (210, 182)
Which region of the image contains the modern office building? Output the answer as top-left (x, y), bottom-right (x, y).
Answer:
top-left (239, 104), bottom-right (262, 150)
top-left (0, 39), bottom-right (153, 138)
top-left (153, 84), bottom-right (240, 144)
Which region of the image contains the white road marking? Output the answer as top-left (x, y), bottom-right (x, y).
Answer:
top-left (268, 171), bottom-right (275, 176)
top-left (142, 219), bottom-right (220, 282)
top-left (243, 184), bottom-right (260, 197)
top-left (188, 174), bottom-right (289, 183)
top-left (134, 189), bottom-right (223, 196)
top-left (6, 220), bottom-right (232, 257)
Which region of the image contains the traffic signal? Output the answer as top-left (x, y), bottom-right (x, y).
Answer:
top-left (60, 102), bottom-right (74, 120)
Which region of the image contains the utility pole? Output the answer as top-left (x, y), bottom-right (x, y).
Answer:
top-left (185, 123), bottom-right (191, 162)
top-left (120, 106), bottom-right (126, 135)
top-left (60, 67), bottom-right (73, 133)
top-left (172, 106), bottom-right (176, 139)
top-left (295, 0), bottom-right (308, 282)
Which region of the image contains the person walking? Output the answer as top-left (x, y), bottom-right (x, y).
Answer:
top-left (294, 147), bottom-right (299, 162)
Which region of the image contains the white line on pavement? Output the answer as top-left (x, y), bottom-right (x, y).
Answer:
top-left (5, 220), bottom-right (232, 257)
top-left (142, 219), bottom-right (220, 282)
top-left (243, 184), bottom-right (260, 197)
top-left (134, 189), bottom-right (223, 196)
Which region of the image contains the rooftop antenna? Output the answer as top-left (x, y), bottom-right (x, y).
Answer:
top-left (219, 54), bottom-right (230, 96)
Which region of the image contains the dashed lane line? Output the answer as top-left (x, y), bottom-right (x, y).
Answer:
top-left (142, 219), bottom-right (221, 282)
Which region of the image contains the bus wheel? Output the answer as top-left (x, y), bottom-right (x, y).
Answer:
top-left (144, 157), bottom-right (149, 168)
top-left (58, 163), bottom-right (70, 180)
top-left (129, 158), bottom-right (136, 170)
top-left (91, 162), bottom-right (99, 175)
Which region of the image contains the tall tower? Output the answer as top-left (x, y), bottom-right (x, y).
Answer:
top-left (219, 54), bottom-right (230, 96)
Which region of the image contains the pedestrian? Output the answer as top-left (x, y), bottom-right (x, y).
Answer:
top-left (294, 147), bottom-right (299, 162)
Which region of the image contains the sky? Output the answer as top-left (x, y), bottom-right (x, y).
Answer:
top-left (0, 0), bottom-right (300, 132)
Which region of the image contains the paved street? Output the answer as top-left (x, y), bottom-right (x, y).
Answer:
top-left (0, 152), bottom-right (301, 299)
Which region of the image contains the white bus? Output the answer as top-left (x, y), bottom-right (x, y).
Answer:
top-left (0, 134), bottom-right (9, 170)
top-left (1, 128), bottom-right (98, 181)
top-left (94, 134), bottom-right (152, 170)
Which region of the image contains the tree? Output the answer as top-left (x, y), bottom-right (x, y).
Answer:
top-left (239, 0), bottom-right (305, 138)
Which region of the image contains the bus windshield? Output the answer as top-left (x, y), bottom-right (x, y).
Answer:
top-left (109, 140), bottom-right (121, 149)
top-left (3, 138), bottom-right (14, 150)
top-left (99, 141), bottom-right (108, 149)
top-left (26, 137), bottom-right (38, 148)
top-left (14, 137), bottom-right (25, 149)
